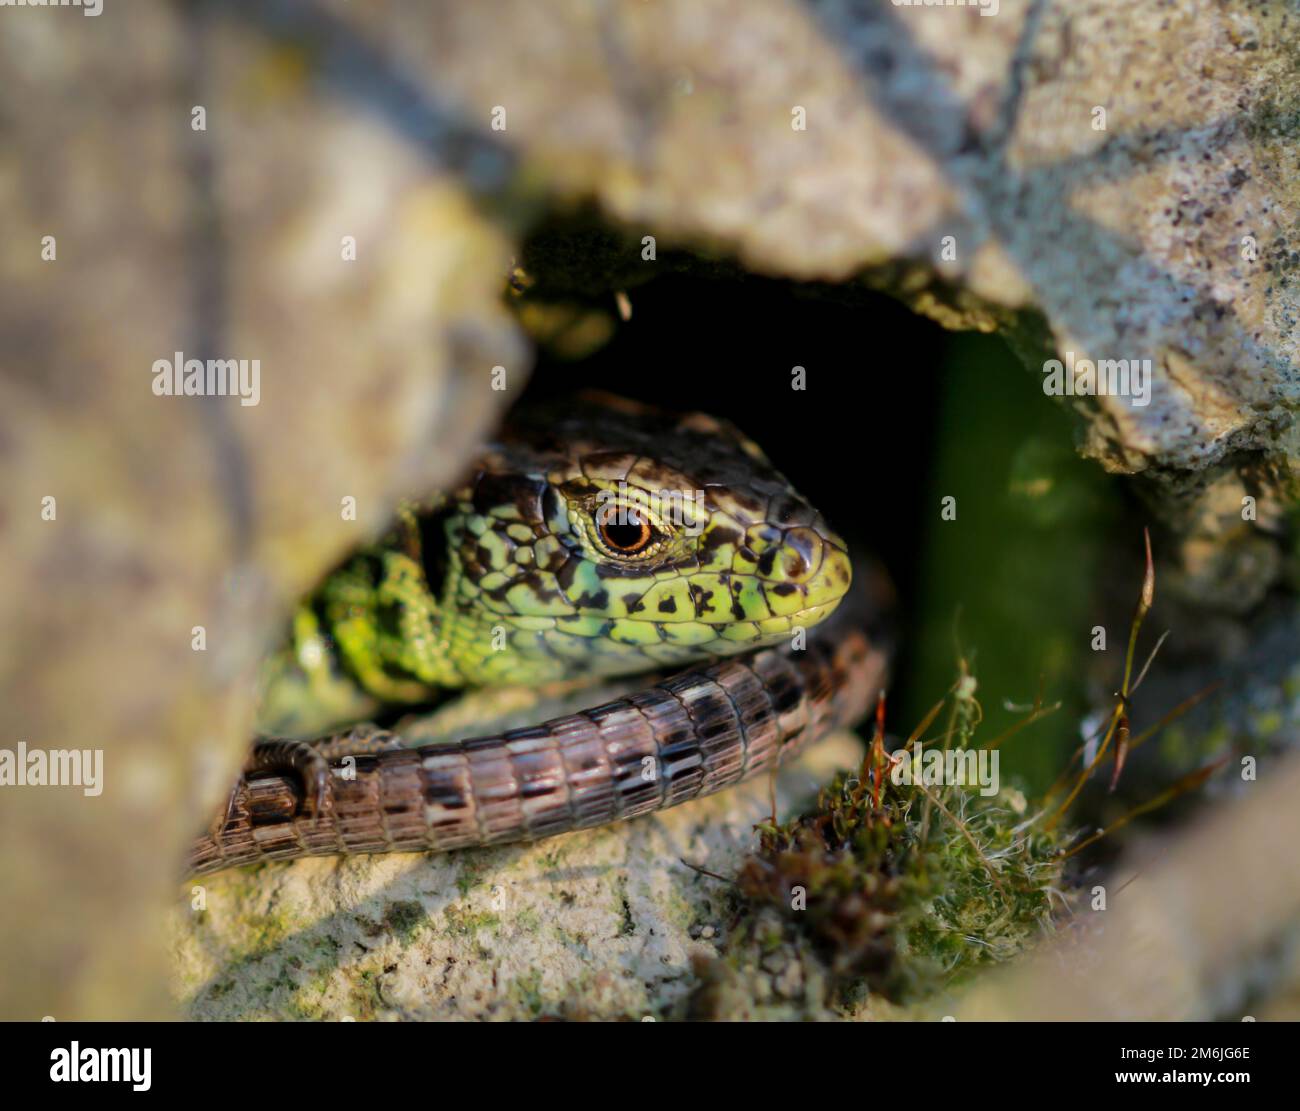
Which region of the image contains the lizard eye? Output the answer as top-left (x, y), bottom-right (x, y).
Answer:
top-left (596, 502), bottom-right (656, 555)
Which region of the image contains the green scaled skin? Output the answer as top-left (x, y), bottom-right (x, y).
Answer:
top-left (257, 395), bottom-right (853, 736)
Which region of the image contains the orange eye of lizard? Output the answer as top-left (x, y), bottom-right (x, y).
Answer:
top-left (597, 504), bottom-right (654, 554)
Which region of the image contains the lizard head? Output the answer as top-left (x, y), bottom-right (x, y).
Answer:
top-left (437, 393), bottom-right (852, 685)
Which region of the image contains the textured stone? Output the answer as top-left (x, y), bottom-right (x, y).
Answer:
top-left (176, 733), bottom-right (863, 1021)
top-left (5, 0), bottom-right (1297, 1021)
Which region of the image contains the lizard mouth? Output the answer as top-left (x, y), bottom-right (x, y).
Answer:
top-left (785, 599), bottom-right (843, 627)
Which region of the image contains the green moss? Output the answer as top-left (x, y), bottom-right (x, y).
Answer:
top-left (207, 978), bottom-right (235, 1000)
top-left (513, 907), bottom-right (542, 934)
top-left (344, 967), bottom-right (384, 1021)
top-left (551, 924), bottom-right (590, 952)
top-left (539, 845), bottom-right (571, 872)
top-left (725, 680), bottom-right (1072, 1005)
top-left (443, 905), bottom-right (500, 938)
top-left (454, 858), bottom-right (491, 898)
top-left (1246, 97), bottom-right (1300, 142)
top-left (382, 899), bottom-right (428, 942)
top-left (510, 969), bottom-right (546, 1017)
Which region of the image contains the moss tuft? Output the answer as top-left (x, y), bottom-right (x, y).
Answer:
top-left (716, 670), bottom-right (1073, 1009)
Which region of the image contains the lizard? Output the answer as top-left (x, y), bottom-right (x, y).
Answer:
top-left (189, 392), bottom-right (890, 875)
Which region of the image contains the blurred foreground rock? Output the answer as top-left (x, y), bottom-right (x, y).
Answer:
top-left (2, 0), bottom-right (1297, 1019)
top-left (349, 0), bottom-right (1300, 553)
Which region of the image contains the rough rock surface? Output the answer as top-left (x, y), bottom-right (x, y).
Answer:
top-left (3, 0), bottom-right (1297, 1020)
top-left (0, 5), bottom-right (523, 1019)
top-left (350, 0), bottom-right (1299, 519)
top-left (177, 734), bottom-right (862, 1021)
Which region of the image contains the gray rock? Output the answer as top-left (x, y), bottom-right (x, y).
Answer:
top-left (4, 0), bottom-right (1296, 1021)
top-left (177, 734), bottom-right (863, 1021)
